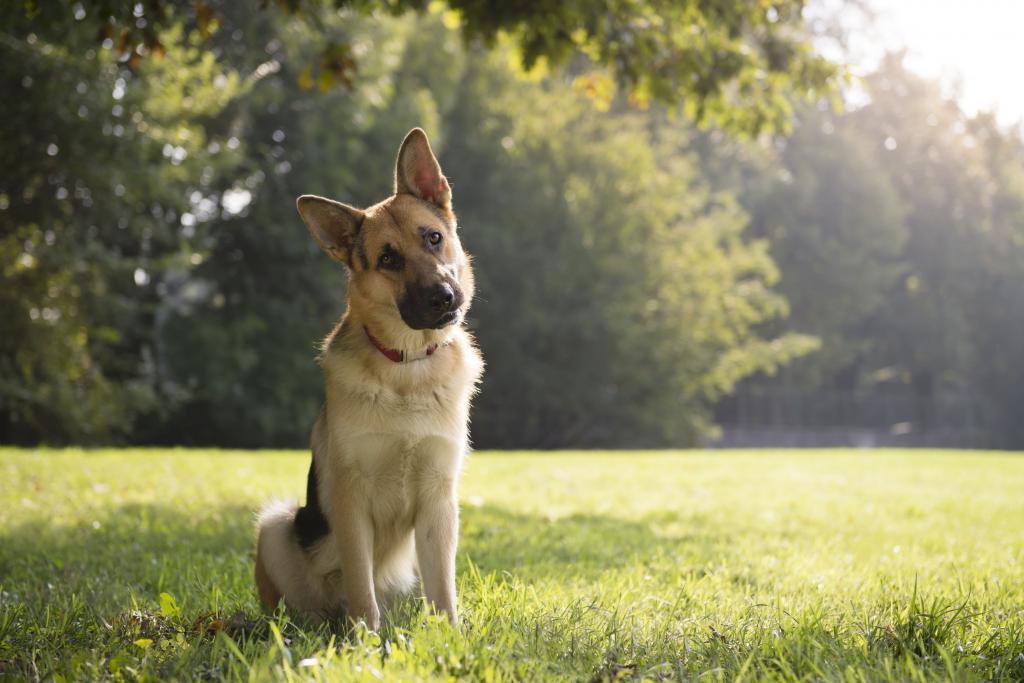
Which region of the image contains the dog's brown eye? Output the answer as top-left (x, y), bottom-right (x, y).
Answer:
top-left (377, 246), bottom-right (403, 270)
top-left (428, 231), bottom-right (443, 246)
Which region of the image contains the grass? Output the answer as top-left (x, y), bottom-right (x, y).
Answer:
top-left (1, 448), bottom-right (1023, 681)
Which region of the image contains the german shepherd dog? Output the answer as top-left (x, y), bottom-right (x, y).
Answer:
top-left (254, 129), bottom-right (483, 629)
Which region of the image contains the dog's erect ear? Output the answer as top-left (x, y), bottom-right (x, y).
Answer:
top-left (395, 128), bottom-right (451, 211)
top-left (296, 195), bottom-right (364, 264)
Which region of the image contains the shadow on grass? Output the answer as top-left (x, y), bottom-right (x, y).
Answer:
top-left (0, 502), bottom-right (257, 611)
top-left (460, 505), bottom-right (724, 582)
top-left (0, 500), bottom-right (720, 605)
top-left (0, 499), bottom-right (711, 675)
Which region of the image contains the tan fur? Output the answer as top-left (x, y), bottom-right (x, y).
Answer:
top-left (254, 536), bottom-right (281, 608)
top-left (255, 129), bottom-right (483, 629)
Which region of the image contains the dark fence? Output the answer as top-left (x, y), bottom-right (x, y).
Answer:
top-left (711, 386), bottom-right (991, 448)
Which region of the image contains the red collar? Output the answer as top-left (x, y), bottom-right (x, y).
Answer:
top-left (364, 326), bottom-right (438, 363)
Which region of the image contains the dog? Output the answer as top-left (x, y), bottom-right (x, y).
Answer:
top-left (254, 128), bottom-right (483, 629)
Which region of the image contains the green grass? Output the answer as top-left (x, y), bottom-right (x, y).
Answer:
top-left (1, 449), bottom-right (1023, 681)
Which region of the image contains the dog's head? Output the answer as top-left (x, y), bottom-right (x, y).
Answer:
top-left (296, 129), bottom-right (472, 332)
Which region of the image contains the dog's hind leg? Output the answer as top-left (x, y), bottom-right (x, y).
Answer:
top-left (255, 533), bottom-right (282, 609)
top-left (255, 500), bottom-right (341, 621)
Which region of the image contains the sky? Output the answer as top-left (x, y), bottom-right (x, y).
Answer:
top-left (842, 0), bottom-right (1024, 125)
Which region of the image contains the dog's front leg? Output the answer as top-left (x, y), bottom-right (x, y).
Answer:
top-left (415, 492), bottom-right (459, 625)
top-left (330, 493), bottom-right (380, 630)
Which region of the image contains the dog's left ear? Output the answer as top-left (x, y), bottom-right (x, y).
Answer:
top-left (296, 195), bottom-right (364, 265)
top-left (395, 128), bottom-right (451, 211)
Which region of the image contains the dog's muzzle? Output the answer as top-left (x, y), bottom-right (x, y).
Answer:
top-left (399, 282), bottom-right (464, 329)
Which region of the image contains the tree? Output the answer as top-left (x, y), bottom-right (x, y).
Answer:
top-left (0, 12), bottom-right (247, 442)
top-left (842, 58), bottom-right (1024, 444)
top-left (19, 0), bottom-right (842, 136)
top-left (152, 10), bottom-right (818, 448)
top-left (445, 48), bottom-right (817, 447)
top-left (965, 114), bottom-right (1024, 446)
top-left (2, 4), bottom-right (821, 447)
top-left (743, 104), bottom-right (908, 389)
top-left (711, 54), bottom-right (1024, 447)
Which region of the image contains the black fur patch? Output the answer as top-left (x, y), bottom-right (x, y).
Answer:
top-left (294, 457), bottom-right (330, 550)
top-left (377, 243), bottom-right (404, 271)
top-left (356, 232), bottom-right (370, 270)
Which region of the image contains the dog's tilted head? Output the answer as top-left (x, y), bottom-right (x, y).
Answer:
top-left (296, 128), bottom-right (473, 332)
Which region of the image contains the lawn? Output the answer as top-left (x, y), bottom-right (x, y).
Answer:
top-left (1, 449), bottom-right (1022, 681)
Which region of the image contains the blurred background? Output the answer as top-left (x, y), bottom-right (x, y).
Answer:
top-left (2, 1), bottom-right (1022, 450)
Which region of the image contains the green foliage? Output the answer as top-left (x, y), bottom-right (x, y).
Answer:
top-left (442, 0), bottom-right (842, 134)
top-left (22, 0), bottom-right (843, 137)
top-left (853, 59), bottom-right (1024, 445)
top-left (7, 4), bottom-right (1024, 449)
top-left (446, 61), bottom-right (817, 445)
top-left (709, 56), bottom-right (1024, 445)
top-left (733, 104), bottom-right (910, 388)
top-left (1, 448), bottom-right (1023, 679)
top-left (0, 10), bottom-right (247, 443)
top-left (2, 6), bottom-right (810, 448)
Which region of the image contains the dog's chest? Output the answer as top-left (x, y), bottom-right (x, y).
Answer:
top-left (346, 433), bottom-right (461, 533)
top-left (331, 375), bottom-right (469, 442)
top-left (367, 434), bottom-right (417, 504)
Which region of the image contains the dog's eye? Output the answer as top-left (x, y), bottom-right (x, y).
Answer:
top-left (378, 247), bottom-right (402, 270)
top-left (427, 231), bottom-right (443, 246)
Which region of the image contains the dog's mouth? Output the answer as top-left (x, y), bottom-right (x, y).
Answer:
top-left (397, 307), bottom-right (460, 330)
top-left (434, 311), bottom-right (459, 328)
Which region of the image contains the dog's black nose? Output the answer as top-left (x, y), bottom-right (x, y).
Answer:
top-left (428, 283), bottom-right (455, 312)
